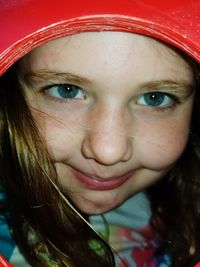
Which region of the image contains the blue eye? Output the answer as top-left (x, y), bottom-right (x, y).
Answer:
top-left (45, 84), bottom-right (85, 100)
top-left (137, 92), bottom-right (173, 107)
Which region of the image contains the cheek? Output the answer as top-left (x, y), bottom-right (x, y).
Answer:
top-left (45, 123), bottom-right (82, 160)
top-left (135, 118), bottom-right (191, 170)
top-left (31, 110), bottom-right (83, 159)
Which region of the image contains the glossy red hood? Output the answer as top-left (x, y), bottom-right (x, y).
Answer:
top-left (1, 0), bottom-right (200, 75)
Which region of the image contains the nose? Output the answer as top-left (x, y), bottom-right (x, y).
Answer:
top-left (81, 106), bottom-right (133, 165)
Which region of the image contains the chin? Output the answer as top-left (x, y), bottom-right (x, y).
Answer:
top-left (71, 193), bottom-right (127, 215)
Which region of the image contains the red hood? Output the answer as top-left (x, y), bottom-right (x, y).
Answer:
top-left (1, 0), bottom-right (200, 75)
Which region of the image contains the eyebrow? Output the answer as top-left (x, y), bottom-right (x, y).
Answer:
top-left (23, 71), bottom-right (194, 97)
top-left (23, 71), bottom-right (93, 86)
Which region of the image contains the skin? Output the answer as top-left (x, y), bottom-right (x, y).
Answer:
top-left (19, 32), bottom-right (195, 214)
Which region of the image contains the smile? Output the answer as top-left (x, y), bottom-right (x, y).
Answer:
top-left (72, 169), bottom-right (133, 190)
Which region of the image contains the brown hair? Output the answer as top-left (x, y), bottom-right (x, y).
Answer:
top-left (0, 65), bottom-right (115, 267)
top-left (148, 61), bottom-right (200, 267)
top-left (1, 55), bottom-right (200, 267)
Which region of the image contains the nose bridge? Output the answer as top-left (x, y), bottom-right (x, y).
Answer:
top-left (82, 104), bottom-right (133, 165)
top-left (94, 102), bottom-right (122, 131)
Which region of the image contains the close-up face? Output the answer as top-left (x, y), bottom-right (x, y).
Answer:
top-left (19, 31), bottom-right (195, 214)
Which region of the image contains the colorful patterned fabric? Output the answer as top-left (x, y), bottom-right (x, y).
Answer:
top-left (0, 190), bottom-right (170, 266)
top-left (90, 192), bottom-right (171, 267)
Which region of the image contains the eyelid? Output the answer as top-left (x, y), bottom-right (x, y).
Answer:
top-left (136, 91), bottom-right (175, 106)
top-left (135, 88), bottom-right (189, 104)
top-left (23, 71), bottom-right (93, 89)
top-left (137, 81), bottom-right (194, 99)
top-left (41, 82), bottom-right (80, 90)
top-left (41, 82), bottom-right (85, 93)
top-left (151, 91), bottom-right (180, 102)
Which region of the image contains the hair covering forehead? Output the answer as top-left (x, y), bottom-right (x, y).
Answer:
top-left (1, 0), bottom-right (200, 75)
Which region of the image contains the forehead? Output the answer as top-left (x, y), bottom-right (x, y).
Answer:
top-left (20, 31), bottom-right (193, 83)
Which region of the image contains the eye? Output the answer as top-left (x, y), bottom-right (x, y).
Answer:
top-left (136, 92), bottom-right (174, 107)
top-left (45, 84), bottom-right (86, 100)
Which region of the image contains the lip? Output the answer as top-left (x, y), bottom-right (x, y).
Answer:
top-left (72, 169), bottom-right (133, 190)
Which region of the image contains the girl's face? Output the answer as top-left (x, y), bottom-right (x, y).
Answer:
top-left (20, 32), bottom-right (195, 214)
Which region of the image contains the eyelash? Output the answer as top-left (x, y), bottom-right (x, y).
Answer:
top-left (40, 84), bottom-right (181, 112)
top-left (136, 91), bottom-right (180, 111)
top-left (42, 83), bottom-right (86, 103)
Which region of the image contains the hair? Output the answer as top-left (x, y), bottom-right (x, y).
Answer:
top-left (0, 65), bottom-right (115, 267)
top-left (1, 44), bottom-right (200, 267)
top-left (148, 59), bottom-right (200, 267)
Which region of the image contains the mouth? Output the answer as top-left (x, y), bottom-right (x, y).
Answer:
top-left (71, 169), bottom-right (133, 190)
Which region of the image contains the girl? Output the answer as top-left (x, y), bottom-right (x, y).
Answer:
top-left (0, 1), bottom-right (200, 267)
